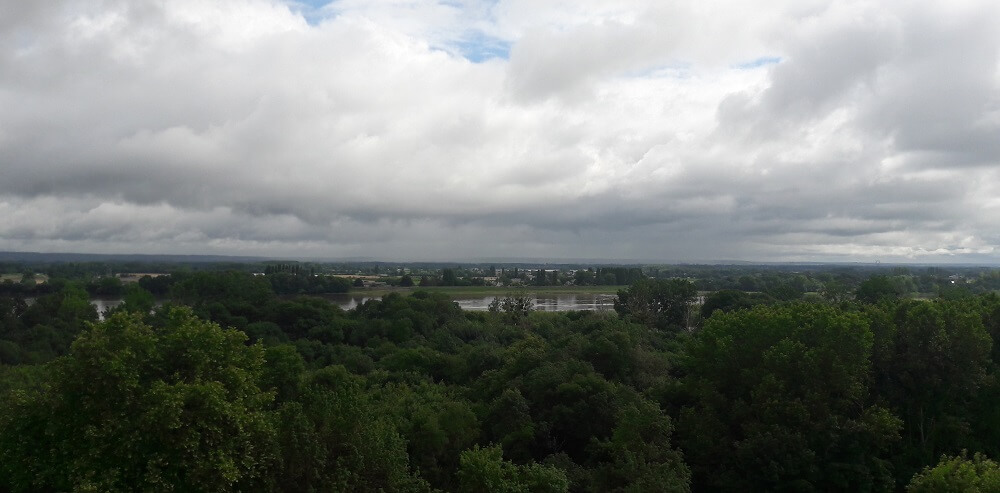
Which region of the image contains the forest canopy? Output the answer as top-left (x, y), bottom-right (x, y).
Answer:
top-left (3, 268), bottom-right (1000, 491)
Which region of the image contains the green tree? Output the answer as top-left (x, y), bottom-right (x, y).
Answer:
top-left (374, 381), bottom-right (480, 490)
top-left (591, 402), bottom-right (691, 492)
top-left (456, 444), bottom-right (568, 493)
top-left (907, 452), bottom-right (1000, 493)
top-left (170, 271), bottom-right (274, 307)
top-left (88, 276), bottom-right (125, 296)
top-left (0, 308), bottom-right (276, 492)
top-left (13, 283), bottom-right (97, 361)
top-left (821, 280), bottom-right (852, 303)
top-left (679, 303), bottom-right (900, 491)
top-left (872, 300), bottom-right (993, 482)
top-left (700, 289), bottom-right (759, 319)
top-left (574, 269), bottom-right (595, 286)
top-left (18, 272), bottom-right (35, 290)
top-left (272, 365), bottom-right (432, 492)
top-left (484, 388), bottom-right (536, 462)
top-left (118, 283), bottom-right (155, 314)
top-left (614, 278), bottom-right (696, 331)
top-left (489, 293), bottom-right (535, 322)
top-left (856, 275), bottom-right (905, 304)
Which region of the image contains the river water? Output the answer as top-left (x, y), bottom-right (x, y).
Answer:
top-left (322, 292), bottom-right (618, 312)
top-left (91, 297), bottom-right (125, 316)
top-left (23, 297), bottom-right (130, 321)
top-left (46, 292), bottom-right (618, 320)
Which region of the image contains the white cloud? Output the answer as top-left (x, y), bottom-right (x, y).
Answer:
top-left (1, 0), bottom-right (999, 262)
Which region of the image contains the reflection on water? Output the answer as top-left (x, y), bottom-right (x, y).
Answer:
top-left (324, 292), bottom-right (618, 312)
top-left (92, 298), bottom-right (124, 318)
top-left (90, 298), bottom-right (164, 320)
top-left (26, 297), bottom-right (128, 321)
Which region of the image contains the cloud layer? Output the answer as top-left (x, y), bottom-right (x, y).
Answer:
top-left (1, 0), bottom-right (999, 262)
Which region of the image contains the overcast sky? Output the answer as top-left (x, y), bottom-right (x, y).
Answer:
top-left (2, 0), bottom-right (999, 263)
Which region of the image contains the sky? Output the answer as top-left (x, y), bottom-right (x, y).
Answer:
top-left (1, 0), bottom-right (1000, 263)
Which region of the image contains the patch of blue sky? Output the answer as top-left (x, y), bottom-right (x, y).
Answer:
top-left (624, 61), bottom-right (693, 79)
top-left (286, 0), bottom-right (335, 25)
top-left (734, 56), bottom-right (782, 69)
top-left (452, 32), bottom-right (511, 63)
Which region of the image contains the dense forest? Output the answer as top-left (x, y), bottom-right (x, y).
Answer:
top-left (4, 267), bottom-right (1000, 491)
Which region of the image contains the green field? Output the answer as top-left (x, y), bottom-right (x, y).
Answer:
top-left (356, 284), bottom-right (626, 298)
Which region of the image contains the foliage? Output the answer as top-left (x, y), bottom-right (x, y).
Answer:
top-left (267, 271), bottom-right (351, 295)
top-left (117, 283), bottom-right (156, 314)
top-left (871, 299), bottom-right (994, 483)
top-left (489, 293), bottom-right (535, 321)
top-left (5, 270), bottom-right (1000, 491)
top-left (907, 452), bottom-right (1000, 492)
top-left (679, 303), bottom-right (900, 491)
top-left (374, 381), bottom-right (480, 489)
top-left (590, 401), bottom-right (691, 492)
top-left (86, 276), bottom-right (124, 296)
top-left (0, 308), bottom-right (275, 492)
top-left (856, 275), bottom-right (907, 304)
top-left (700, 289), bottom-right (767, 318)
top-left (456, 444), bottom-right (568, 493)
top-left (171, 271), bottom-right (274, 307)
top-left (272, 365), bottom-right (431, 492)
top-left (0, 283), bottom-right (96, 364)
top-left (401, 274), bottom-right (415, 287)
top-left (614, 278), bottom-right (696, 331)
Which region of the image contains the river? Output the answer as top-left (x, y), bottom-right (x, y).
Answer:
top-left (23, 297), bottom-right (131, 320)
top-left (38, 292), bottom-right (618, 320)
top-left (321, 292), bottom-right (619, 312)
